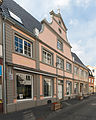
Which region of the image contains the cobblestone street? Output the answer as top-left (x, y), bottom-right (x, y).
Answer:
top-left (0, 95), bottom-right (96, 120)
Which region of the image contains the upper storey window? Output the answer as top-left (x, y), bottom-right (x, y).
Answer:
top-left (59, 20), bottom-right (61, 25)
top-left (58, 28), bottom-right (62, 34)
top-left (15, 35), bottom-right (32, 58)
top-left (66, 62), bottom-right (72, 73)
top-left (42, 49), bottom-right (53, 65)
top-left (57, 39), bottom-right (63, 51)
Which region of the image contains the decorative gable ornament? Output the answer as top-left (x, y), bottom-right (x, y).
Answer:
top-left (34, 28), bottom-right (39, 36)
top-left (0, 0), bottom-right (3, 6)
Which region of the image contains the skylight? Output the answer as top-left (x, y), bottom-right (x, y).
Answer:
top-left (9, 10), bottom-right (22, 24)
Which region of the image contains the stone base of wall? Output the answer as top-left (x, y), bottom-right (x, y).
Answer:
top-left (7, 98), bottom-right (57, 113)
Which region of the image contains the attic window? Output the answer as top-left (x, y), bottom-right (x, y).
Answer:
top-left (59, 20), bottom-right (61, 25)
top-left (9, 10), bottom-right (22, 24)
top-left (58, 28), bottom-right (62, 34)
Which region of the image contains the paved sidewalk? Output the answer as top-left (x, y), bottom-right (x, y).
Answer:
top-left (0, 97), bottom-right (90, 120)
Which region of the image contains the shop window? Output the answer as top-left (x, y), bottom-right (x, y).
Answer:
top-left (74, 83), bottom-right (78, 94)
top-left (44, 78), bottom-right (52, 97)
top-left (15, 35), bottom-right (32, 57)
top-left (66, 81), bottom-right (72, 95)
top-left (16, 73), bottom-right (33, 100)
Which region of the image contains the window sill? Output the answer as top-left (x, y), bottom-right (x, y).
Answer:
top-left (40, 61), bottom-right (54, 68)
top-left (17, 98), bottom-right (33, 102)
top-left (66, 70), bottom-right (72, 74)
top-left (44, 96), bottom-right (52, 99)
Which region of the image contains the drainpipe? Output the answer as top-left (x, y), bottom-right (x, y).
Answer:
top-left (3, 19), bottom-right (7, 114)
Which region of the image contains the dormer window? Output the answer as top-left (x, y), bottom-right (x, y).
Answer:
top-left (58, 28), bottom-right (62, 34)
top-left (9, 10), bottom-right (22, 24)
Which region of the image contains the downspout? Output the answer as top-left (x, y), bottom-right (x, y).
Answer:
top-left (3, 18), bottom-right (7, 114)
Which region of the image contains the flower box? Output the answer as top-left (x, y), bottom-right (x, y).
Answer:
top-left (51, 102), bottom-right (61, 111)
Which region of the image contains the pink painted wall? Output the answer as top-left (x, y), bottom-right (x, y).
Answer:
top-left (39, 19), bottom-right (72, 60)
top-left (50, 16), bottom-right (67, 41)
top-left (12, 53), bottom-right (36, 68)
top-left (40, 63), bottom-right (56, 74)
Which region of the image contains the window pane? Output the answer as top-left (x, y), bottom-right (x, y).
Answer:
top-left (44, 78), bottom-right (52, 97)
top-left (15, 36), bottom-right (23, 54)
top-left (16, 74), bottom-right (32, 100)
top-left (57, 40), bottom-right (62, 50)
top-left (43, 49), bottom-right (52, 65)
top-left (24, 40), bottom-right (32, 57)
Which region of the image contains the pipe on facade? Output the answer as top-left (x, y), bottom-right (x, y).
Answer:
top-left (3, 19), bottom-right (7, 114)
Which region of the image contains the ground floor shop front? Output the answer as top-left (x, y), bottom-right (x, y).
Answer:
top-left (5, 65), bottom-right (89, 113)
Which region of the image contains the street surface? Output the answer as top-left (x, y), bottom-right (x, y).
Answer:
top-left (47, 95), bottom-right (96, 120)
top-left (0, 95), bottom-right (96, 120)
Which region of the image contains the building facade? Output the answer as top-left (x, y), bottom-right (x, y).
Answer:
top-left (89, 71), bottom-right (94, 94)
top-left (0, 0), bottom-right (89, 113)
top-left (87, 65), bottom-right (96, 92)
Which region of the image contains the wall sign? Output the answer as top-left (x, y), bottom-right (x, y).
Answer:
top-left (0, 66), bottom-right (2, 76)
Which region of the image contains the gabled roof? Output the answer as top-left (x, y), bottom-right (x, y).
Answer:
top-left (71, 52), bottom-right (88, 70)
top-left (50, 10), bottom-right (67, 31)
top-left (0, 0), bottom-right (42, 33)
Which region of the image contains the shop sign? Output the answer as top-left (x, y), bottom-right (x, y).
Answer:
top-left (0, 66), bottom-right (2, 76)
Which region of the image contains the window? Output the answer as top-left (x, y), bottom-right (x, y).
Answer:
top-left (89, 78), bottom-right (91, 83)
top-left (43, 49), bottom-right (53, 65)
top-left (57, 40), bottom-right (63, 51)
top-left (74, 83), bottom-right (78, 94)
top-left (44, 78), bottom-right (52, 97)
top-left (74, 66), bottom-right (78, 75)
top-left (92, 79), bottom-right (93, 83)
top-left (80, 69), bottom-right (84, 77)
top-left (66, 62), bottom-right (72, 73)
top-left (66, 81), bottom-right (72, 95)
top-left (57, 57), bottom-right (64, 69)
top-left (84, 71), bottom-right (88, 79)
top-left (24, 41), bottom-right (32, 57)
top-left (58, 28), bottom-right (62, 34)
top-left (59, 20), bottom-right (61, 25)
top-left (9, 10), bottom-right (22, 24)
top-left (16, 73), bottom-right (33, 100)
top-left (15, 35), bottom-right (32, 57)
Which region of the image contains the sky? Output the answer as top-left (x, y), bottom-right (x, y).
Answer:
top-left (14, 0), bottom-right (96, 67)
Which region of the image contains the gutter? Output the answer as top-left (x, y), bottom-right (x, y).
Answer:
top-left (2, 18), bottom-right (7, 113)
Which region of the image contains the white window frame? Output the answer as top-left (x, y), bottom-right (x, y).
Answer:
top-left (44, 78), bottom-right (52, 98)
top-left (15, 35), bottom-right (33, 58)
top-left (43, 49), bottom-right (53, 65)
top-left (66, 62), bottom-right (72, 73)
top-left (57, 40), bottom-right (63, 51)
top-left (16, 73), bottom-right (33, 101)
top-left (74, 66), bottom-right (78, 75)
top-left (57, 57), bottom-right (64, 69)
